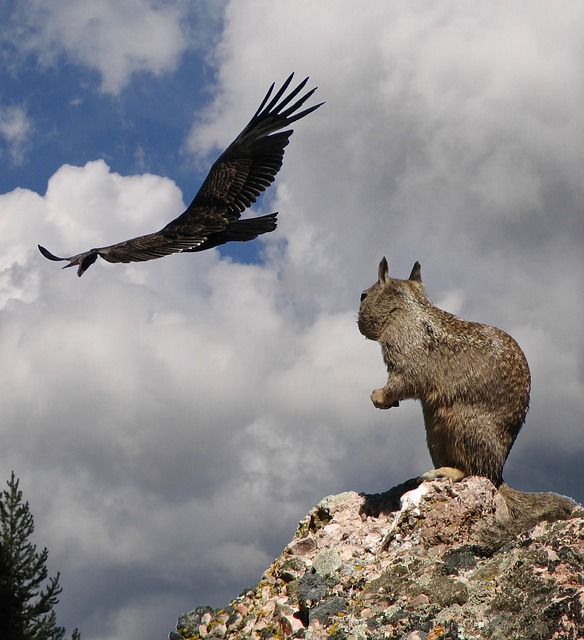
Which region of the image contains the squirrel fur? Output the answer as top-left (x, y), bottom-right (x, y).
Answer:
top-left (358, 257), bottom-right (576, 546)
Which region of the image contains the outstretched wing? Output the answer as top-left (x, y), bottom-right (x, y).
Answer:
top-left (168, 73), bottom-right (322, 233)
top-left (38, 74), bottom-right (322, 276)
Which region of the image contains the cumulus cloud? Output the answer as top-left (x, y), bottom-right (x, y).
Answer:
top-left (187, 0), bottom-right (583, 450)
top-left (1, 158), bottom-right (390, 639)
top-left (1, 2), bottom-right (583, 639)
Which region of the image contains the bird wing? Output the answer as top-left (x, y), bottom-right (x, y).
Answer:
top-left (167, 73), bottom-right (323, 233)
top-left (38, 228), bottom-right (210, 276)
top-left (38, 74), bottom-right (322, 276)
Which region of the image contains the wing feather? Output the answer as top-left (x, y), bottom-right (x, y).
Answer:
top-left (167, 73), bottom-right (323, 230)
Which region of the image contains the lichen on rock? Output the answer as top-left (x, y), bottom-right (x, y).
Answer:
top-left (171, 477), bottom-right (584, 640)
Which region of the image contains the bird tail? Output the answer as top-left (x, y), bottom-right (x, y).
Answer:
top-left (225, 212), bottom-right (278, 241)
top-left (186, 213), bottom-right (278, 252)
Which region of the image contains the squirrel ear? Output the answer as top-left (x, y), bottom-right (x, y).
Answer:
top-left (378, 257), bottom-right (389, 283)
top-left (409, 261), bottom-right (422, 282)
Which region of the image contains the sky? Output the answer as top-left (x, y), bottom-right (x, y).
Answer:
top-left (1, 1), bottom-right (583, 638)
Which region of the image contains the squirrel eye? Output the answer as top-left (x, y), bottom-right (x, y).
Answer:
top-left (360, 291), bottom-right (367, 302)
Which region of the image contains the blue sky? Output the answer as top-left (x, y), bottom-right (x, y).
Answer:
top-left (1, 2), bottom-right (583, 640)
top-left (2, 31), bottom-right (209, 205)
top-left (3, 57), bottom-right (204, 191)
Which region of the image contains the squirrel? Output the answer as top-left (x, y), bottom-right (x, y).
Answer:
top-left (358, 257), bottom-right (577, 546)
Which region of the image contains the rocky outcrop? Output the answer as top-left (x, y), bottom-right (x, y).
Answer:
top-left (170, 477), bottom-right (584, 640)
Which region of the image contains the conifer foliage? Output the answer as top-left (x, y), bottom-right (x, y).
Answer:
top-left (0, 472), bottom-right (80, 640)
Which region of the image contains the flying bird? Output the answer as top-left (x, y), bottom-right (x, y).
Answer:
top-left (38, 74), bottom-right (322, 276)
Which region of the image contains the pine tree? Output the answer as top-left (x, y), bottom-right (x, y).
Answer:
top-left (0, 472), bottom-right (80, 640)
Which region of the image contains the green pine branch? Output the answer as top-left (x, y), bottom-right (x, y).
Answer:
top-left (0, 472), bottom-right (80, 640)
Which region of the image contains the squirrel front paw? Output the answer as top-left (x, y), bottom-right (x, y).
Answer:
top-left (420, 467), bottom-right (466, 482)
top-left (371, 388), bottom-right (400, 409)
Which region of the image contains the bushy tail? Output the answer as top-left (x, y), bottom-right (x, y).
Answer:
top-left (481, 482), bottom-right (577, 549)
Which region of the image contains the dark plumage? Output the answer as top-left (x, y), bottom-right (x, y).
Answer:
top-left (38, 74), bottom-right (322, 276)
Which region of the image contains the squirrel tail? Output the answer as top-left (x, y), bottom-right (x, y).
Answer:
top-left (481, 482), bottom-right (577, 550)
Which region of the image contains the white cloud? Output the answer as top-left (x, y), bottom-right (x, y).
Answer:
top-left (1, 159), bottom-right (401, 638)
top-left (42, 160), bottom-right (183, 246)
top-left (0, 104), bottom-right (33, 164)
top-left (181, 0), bottom-right (584, 512)
top-left (7, 0), bottom-right (224, 94)
top-left (1, 2), bottom-right (583, 638)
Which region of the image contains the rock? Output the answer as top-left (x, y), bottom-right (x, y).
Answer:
top-left (171, 477), bottom-right (584, 639)
top-left (312, 549), bottom-right (343, 578)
